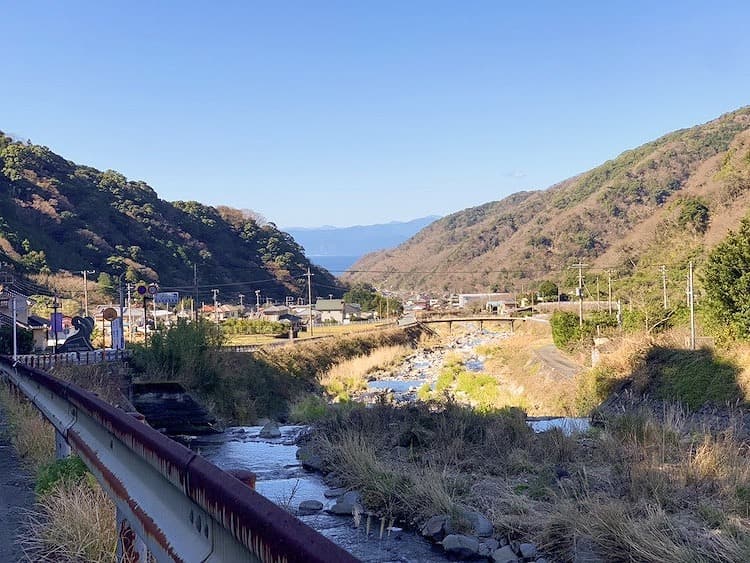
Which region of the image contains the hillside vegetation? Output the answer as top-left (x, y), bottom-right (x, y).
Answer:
top-left (0, 132), bottom-right (341, 299)
top-left (347, 107), bottom-right (750, 297)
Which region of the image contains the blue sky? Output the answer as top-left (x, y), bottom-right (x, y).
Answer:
top-left (2, 1), bottom-right (749, 227)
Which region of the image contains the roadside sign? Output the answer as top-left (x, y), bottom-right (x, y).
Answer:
top-left (154, 292), bottom-right (179, 305)
top-left (102, 307), bottom-right (118, 321)
top-left (147, 284), bottom-right (158, 295)
top-left (112, 317), bottom-right (124, 350)
top-left (136, 284), bottom-right (148, 296)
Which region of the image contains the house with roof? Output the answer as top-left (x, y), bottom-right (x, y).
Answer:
top-left (0, 288), bottom-right (50, 352)
top-left (315, 299), bottom-right (362, 324)
top-left (261, 304), bottom-right (290, 322)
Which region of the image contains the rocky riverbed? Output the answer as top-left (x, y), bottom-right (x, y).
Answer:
top-left (193, 425), bottom-right (452, 562)
top-left (357, 327), bottom-right (511, 404)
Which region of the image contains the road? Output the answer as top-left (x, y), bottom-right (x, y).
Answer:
top-left (534, 344), bottom-right (582, 378)
top-left (0, 406), bottom-right (35, 562)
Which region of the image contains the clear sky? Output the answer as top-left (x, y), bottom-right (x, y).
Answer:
top-left (2, 1), bottom-right (749, 228)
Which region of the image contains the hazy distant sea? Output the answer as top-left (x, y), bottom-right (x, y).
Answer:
top-left (309, 255), bottom-right (360, 274)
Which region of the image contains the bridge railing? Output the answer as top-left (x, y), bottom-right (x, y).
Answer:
top-left (14, 349), bottom-right (132, 369)
top-left (0, 356), bottom-right (358, 563)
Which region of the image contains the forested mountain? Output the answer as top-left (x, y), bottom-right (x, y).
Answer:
top-left (346, 107), bottom-right (750, 299)
top-left (0, 132), bottom-right (342, 300)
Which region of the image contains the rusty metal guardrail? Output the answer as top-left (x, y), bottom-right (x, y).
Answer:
top-left (0, 356), bottom-right (359, 563)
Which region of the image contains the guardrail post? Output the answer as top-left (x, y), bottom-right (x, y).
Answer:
top-left (55, 430), bottom-right (71, 459)
top-left (116, 506), bottom-right (149, 562)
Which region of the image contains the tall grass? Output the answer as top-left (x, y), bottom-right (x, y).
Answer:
top-left (1, 385), bottom-right (116, 563)
top-left (303, 395), bottom-right (750, 562)
top-left (133, 322), bottom-right (420, 423)
top-left (20, 479), bottom-right (116, 563)
top-left (321, 345), bottom-right (411, 400)
top-left (0, 386), bottom-right (54, 470)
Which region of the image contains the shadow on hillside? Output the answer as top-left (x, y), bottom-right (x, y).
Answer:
top-left (631, 346), bottom-right (744, 411)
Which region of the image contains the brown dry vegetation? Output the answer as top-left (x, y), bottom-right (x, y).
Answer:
top-left (304, 326), bottom-right (750, 562)
top-left (1, 377), bottom-right (117, 562)
top-left (320, 344), bottom-right (413, 401)
top-left (307, 399), bottom-right (750, 562)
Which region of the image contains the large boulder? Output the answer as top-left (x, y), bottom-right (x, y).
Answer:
top-left (421, 514), bottom-right (453, 542)
top-left (492, 545), bottom-right (520, 563)
top-left (259, 421), bottom-right (281, 438)
top-left (327, 491), bottom-right (361, 515)
top-left (458, 510), bottom-right (494, 537)
top-left (298, 500), bottom-right (324, 515)
top-left (441, 534), bottom-right (480, 559)
top-left (296, 446), bottom-right (325, 472)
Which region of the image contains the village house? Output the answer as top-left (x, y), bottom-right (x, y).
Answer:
top-left (315, 299), bottom-right (362, 324)
top-left (0, 288), bottom-right (51, 352)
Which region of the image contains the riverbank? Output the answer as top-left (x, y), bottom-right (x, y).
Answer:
top-left (293, 326), bottom-right (750, 562)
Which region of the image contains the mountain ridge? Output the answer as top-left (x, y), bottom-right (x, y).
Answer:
top-left (0, 133), bottom-right (343, 301)
top-left (345, 107), bottom-right (750, 297)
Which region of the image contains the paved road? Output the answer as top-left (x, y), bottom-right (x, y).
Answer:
top-left (0, 406), bottom-right (35, 562)
top-left (534, 344), bottom-right (582, 377)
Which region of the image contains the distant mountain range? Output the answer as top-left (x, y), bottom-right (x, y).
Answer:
top-left (285, 216), bottom-right (439, 273)
top-left (346, 107), bottom-right (750, 297)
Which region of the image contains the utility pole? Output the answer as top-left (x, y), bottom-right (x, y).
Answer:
top-left (306, 267), bottom-right (314, 337)
top-left (688, 261), bottom-right (696, 350)
top-left (607, 270), bottom-right (613, 315)
top-left (238, 293), bottom-right (244, 308)
top-left (11, 296), bottom-right (17, 361)
top-left (78, 270), bottom-right (95, 317)
top-left (127, 284), bottom-right (134, 339)
top-left (596, 276), bottom-right (601, 311)
top-left (118, 274), bottom-right (125, 351)
top-left (661, 265), bottom-right (668, 310)
top-left (570, 262), bottom-right (587, 327)
top-left (193, 264), bottom-right (199, 322)
top-left (52, 294), bottom-right (60, 355)
top-left (212, 289), bottom-right (219, 326)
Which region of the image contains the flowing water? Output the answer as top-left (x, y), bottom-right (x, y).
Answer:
top-left (194, 425), bottom-right (449, 562)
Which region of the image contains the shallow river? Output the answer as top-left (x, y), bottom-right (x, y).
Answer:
top-left (194, 325), bottom-right (588, 561)
top-left (193, 425), bottom-right (450, 562)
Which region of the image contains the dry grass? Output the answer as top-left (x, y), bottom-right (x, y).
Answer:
top-left (0, 386), bottom-right (55, 471)
top-left (469, 324), bottom-right (579, 415)
top-left (20, 478), bottom-right (117, 563)
top-left (320, 344), bottom-right (412, 400)
top-left (305, 396), bottom-right (750, 562)
top-left (315, 429), bottom-right (460, 521)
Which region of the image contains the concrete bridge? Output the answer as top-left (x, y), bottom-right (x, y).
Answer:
top-left (409, 315), bottom-right (543, 334)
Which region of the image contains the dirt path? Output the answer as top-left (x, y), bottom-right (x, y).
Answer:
top-left (0, 406), bottom-right (35, 562)
top-left (534, 344), bottom-right (582, 378)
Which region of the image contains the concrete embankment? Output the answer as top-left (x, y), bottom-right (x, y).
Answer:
top-left (0, 406), bottom-right (35, 562)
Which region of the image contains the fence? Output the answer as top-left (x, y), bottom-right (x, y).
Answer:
top-left (14, 349), bottom-right (132, 369)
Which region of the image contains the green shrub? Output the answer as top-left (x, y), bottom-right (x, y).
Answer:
top-left (289, 395), bottom-right (330, 423)
top-left (551, 311), bottom-right (582, 349)
top-left (651, 348), bottom-right (741, 410)
top-left (36, 456), bottom-right (89, 496)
